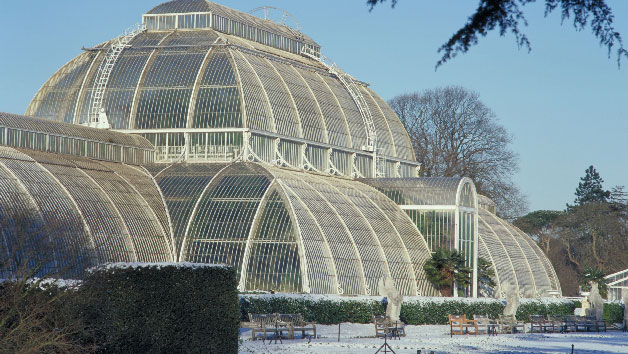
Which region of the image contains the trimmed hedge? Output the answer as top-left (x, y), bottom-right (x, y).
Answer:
top-left (603, 303), bottom-right (624, 323)
top-left (400, 300), bottom-right (504, 325)
top-left (78, 263), bottom-right (239, 354)
top-left (241, 296), bottom-right (383, 324)
top-left (241, 294), bottom-right (583, 325)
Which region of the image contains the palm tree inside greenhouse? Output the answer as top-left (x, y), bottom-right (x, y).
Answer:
top-left (424, 248), bottom-right (472, 297)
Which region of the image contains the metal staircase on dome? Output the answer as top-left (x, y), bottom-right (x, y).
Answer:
top-left (86, 24), bottom-right (145, 129)
top-left (301, 47), bottom-right (384, 177)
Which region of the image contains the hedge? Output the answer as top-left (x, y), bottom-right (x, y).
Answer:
top-left (77, 263), bottom-right (239, 354)
top-left (241, 295), bottom-right (383, 324)
top-left (603, 303), bottom-right (624, 324)
top-left (241, 294), bottom-right (583, 325)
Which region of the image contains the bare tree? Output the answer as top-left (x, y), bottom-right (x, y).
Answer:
top-left (0, 200), bottom-right (93, 353)
top-left (389, 86), bottom-right (528, 219)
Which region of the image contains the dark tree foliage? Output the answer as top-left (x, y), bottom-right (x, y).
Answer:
top-left (571, 165), bottom-right (611, 207)
top-left (389, 86), bottom-right (528, 219)
top-left (366, 0), bottom-right (628, 68)
top-left (515, 168), bottom-right (626, 295)
top-left (545, 238), bottom-right (580, 296)
top-left (514, 209), bottom-right (562, 254)
top-left (423, 248), bottom-right (472, 297)
top-left (560, 199), bottom-right (628, 272)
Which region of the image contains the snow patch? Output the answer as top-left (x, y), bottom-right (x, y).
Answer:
top-left (241, 292), bottom-right (573, 305)
top-left (87, 261), bottom-right (230, 273)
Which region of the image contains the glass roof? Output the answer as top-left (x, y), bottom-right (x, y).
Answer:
top-left (145, 0), bottom-right (319, 46)
top-left (26, 30), bottom-right (415, 162)
top-left (146, 0), bottom-right (211, 14)
top-left (2, 112), bottom-right (153, 149)
top-left (143, 161), bottom-right (438, 296)
top-left (360, 177), bottom-right (476, 207)
top-left (0, 145), bottom-right (173, 278)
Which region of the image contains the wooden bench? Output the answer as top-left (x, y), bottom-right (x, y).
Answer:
top-left (246, 313), bottom-right (290, 341)
top-left (530, 315), bottom-right (555, 333)
top-left (563, 315), bottom-right (578, 333)
top-left (548, 315), bottom-right (567, 333)
top-left (497, 314), bottom-right (525, 334)
top-left (577, 316), bottom-right (606, 332)
top-left (278, 313), bottom-right (316, 339)
top-left (373, 315), bottom-right (406, 338)
top-left (588, 315), bottom-right (607, 332)
top-left (474, 314), bottom-right (498, 335)
top-left (449, 314), bottom-right (478, 336)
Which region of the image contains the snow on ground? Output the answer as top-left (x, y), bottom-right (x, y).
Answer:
top-left (239, 324), bottom-right (628, 354)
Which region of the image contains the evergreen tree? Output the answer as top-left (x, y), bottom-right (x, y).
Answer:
top-left (572, 165), bottom-right (610, 207)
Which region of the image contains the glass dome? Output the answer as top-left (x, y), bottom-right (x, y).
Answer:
top-left (26, 0), bottom-right (417, 179)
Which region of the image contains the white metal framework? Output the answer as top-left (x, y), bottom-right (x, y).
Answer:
top-left (248, 6), bottom-right (301, 32)
top-left (605, 268), bottom-right (628, 301)
top-left (145, 161), bottom-right (438, 296)
top-left (477, 208), bottom-right (562, 298)
top-left (27, 1), bottom-right (416, 179)
top-left (0, 139), bottom-right (174, 279)
top-left (12, 0), bottom-right (565, 298)
top-left (301, 47), bottom-right (380, 178)
top-left (0, 112), bottom-right (154, 165)
top-left (87, 24), bottom-right (145, 129)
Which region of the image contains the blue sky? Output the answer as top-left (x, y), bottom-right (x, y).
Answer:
top-left (0, 0), bottom-right (626, 212)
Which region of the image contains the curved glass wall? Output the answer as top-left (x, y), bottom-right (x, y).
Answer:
top-left (0, 145), bottom-right (173, 279)
top-left (477, 208), bottom-right (562, 298)
top-left (12, 0), bottom-right (566, 299)
top-left (141, 161), bottom-right (438, 296)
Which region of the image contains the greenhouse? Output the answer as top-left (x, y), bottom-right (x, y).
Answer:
top-left (605, 268), bottom-right (628, 301)
top-left (146, 161), bottom-right (438, 296)
top-left (26, 0), bottom-right (417, 179)
top-left (0, 0), bottom-right (562, 298)
top-left (360, 177), bottom-right (478, 296)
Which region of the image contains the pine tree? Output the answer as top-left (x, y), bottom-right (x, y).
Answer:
top-left (572, 165), bottom-right (610, 206)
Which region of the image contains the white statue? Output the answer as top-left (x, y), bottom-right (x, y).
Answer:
top-left (588, 282), bottom-right (604, 321)
top-left (579, 297), bottom-right (591, 316)
top-left (502, 283), bottom-right (520, 317)
top-left (378, 276), bottom-right (403, 322)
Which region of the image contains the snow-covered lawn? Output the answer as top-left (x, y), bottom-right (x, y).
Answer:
top-left (239, 324), bottom-right (628, 353)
